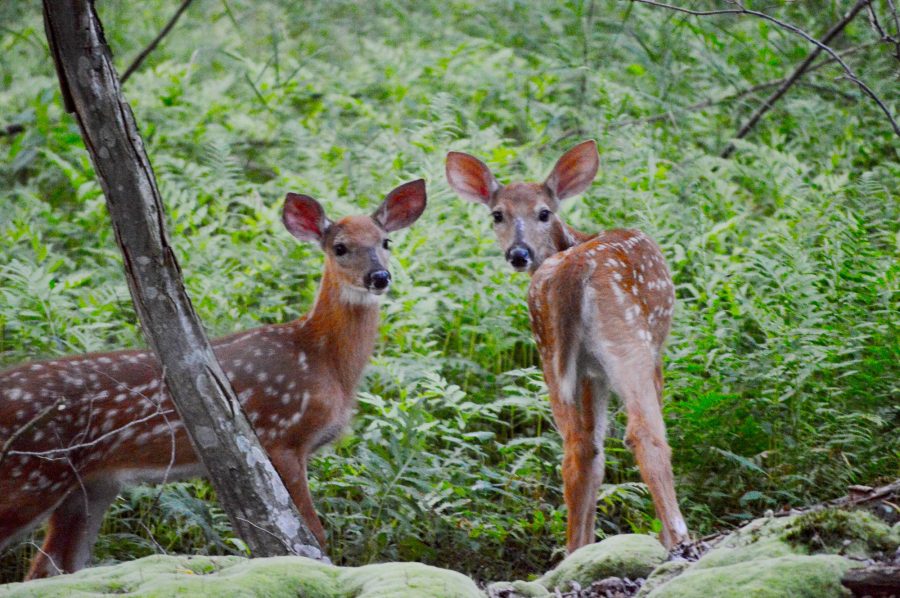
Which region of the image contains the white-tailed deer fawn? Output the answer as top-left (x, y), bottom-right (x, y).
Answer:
top-left (447, 141), bottom-right (689, 552)
top-left (0, 180), bottom-right (427, 579)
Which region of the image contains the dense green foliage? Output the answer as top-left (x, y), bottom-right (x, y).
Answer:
top-left (1, 0), bottom-right (898, 583)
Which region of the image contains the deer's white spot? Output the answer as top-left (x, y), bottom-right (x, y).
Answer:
top-left (299, 391), bottom-right (310, 417)
top-left (611, 282), bottom-right (628, 305)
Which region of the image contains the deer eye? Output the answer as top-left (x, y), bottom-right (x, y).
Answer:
top-left (538, 209), bottom-right (552, 222)
top-left (491, 211), bottom-right (503, 224)
top-left (333, 243), bottom-right (347, 256)
top-left (382, 239), bottom-right (392, 250)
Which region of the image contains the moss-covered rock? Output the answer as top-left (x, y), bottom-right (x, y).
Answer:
top-left (643, 509), bottom-right (893, 597)
top-left (635, 560), bottom-right (691, 597)
top-left (537, 534), bottom-right (667, 591)
top-left (342, 561), bottom-right (483, 597)
top-left (0, 554), bottom-right (483, 598)
top-left (644, 555), bottom-right (858, 598)
top-left (691, 516), bottom-right (797, 570)
top-left (485, 579), bottom-right (551, 597)
top-left (783, 508), bottom-right (900, 559)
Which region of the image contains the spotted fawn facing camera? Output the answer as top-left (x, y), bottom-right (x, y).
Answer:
top-left (446, 141), bottom-right (689, 551)
top-left (0, 180), bottom-right (427, 579)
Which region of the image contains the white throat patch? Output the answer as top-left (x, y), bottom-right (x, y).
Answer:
top-left (340, 285), bottom-right (381, 306)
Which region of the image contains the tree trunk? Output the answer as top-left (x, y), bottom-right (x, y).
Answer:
top-left (41, 0), bottom-right (323, 559)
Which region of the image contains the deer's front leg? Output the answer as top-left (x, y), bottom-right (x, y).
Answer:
top-left (268, 448), bottom-right (327, 550)
top-left (548, 374), bottom-right (609, 553)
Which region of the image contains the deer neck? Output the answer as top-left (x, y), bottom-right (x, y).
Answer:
top-left (301, 266), bottom-right (381, 396)
top-left (550, 220), bottom-right (596, 255)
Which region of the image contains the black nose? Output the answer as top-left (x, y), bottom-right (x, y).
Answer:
top-left (506, 246), bottom-right (532, 269)
top-left (365, 270), bottom-right (391, 290)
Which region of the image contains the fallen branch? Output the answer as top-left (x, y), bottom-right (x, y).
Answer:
top-left (842, 564), bottom-right (900, 596)
top-left (631, 0), bottom-right (900, 147)
top-left (120, 0), bottom-right (194, 83)
top-left (773, 480), bottom-right (900, 517)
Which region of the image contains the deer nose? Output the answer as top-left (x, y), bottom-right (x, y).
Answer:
top-left (365, 270), bottom-right (391, 291)
top-left (506, 246), bottom-right (532, 271)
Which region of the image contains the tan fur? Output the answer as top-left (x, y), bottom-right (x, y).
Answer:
top-left (0, 182), bottom-right (426, 579)
top-left (447, 142), bottom-right (689, 552)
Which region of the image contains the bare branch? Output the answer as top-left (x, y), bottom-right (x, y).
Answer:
top-left (631, 0), bottom-right (900, 142)
top-left (120, 0), bottom-right (194, 84)
top-left (867, 1), bottom-right (900, 60)
top-left (0, 396), bottom-right (65, 468)
top-left (607, 42), bottom-right (876, 129)
top-left (721, 0), bottom-right (874, 157)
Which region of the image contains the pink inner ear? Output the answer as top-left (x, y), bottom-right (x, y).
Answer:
top-left (446, 153), bottom-right (496, 204)
top-left (283, 193), bottom-right (325, 241)
top-left (547, 140), bottom-right (599, 201)
top-left (378, 179), bottom-right (427, 232)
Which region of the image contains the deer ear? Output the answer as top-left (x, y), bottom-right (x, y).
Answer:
top-left (445, 151), bottom-right (500, 206)
top-left (282, 193), bottom-right (332, 243)
top-left (372, 179), bottom-right (427, 233)
top-left (544, 140), bottom-right (599, 201)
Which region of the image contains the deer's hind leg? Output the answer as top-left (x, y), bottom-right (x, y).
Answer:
top-left (548, 371), bottom-right (610, 553)
top-left (606, 348), bottom-right (688, 549)
top-left (26, 477), bottom-right (121, 579)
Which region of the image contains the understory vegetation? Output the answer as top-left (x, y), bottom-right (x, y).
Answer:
top-left (1, 0), bottom-right (898, 583)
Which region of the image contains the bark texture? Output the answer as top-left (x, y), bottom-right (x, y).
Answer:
top-left (42, 0), bottom-right (322, 559)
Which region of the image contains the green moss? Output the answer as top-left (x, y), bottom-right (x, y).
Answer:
top-left (485, 580), bottom-right (550, 597)
top-left (636, 561), bottom-right (691, 597)
top-left (782, 509), bottom-right (900, 559)
top-left (692, 517), bottom-right (798, 570)
top-left (538, 535), bottom-right (667, 591)
top-left (644, 555), bottom-right (859, 598)
top-left (0, 555), bottom-right (483, 598)
top-left (340, 562), bottom-right (483, 598)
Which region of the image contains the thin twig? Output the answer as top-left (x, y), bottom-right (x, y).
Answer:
top-left (631, 0), bottom-right (900, 141)
top-left (7, 408), bottom-right (176, 459)
top-left (0, 396), bottom-right (65, 468)
top-left (120, 0), bottom-right (194, 84)
top-left (867, 0), bottom-right (900, 60)
top-left (608, 42), bottom-right (875, 129)
top-left (720, 0), bottom-right (873, 157)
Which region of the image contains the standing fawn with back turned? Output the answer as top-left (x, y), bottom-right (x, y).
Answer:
top-left (0, 180), bottom-right (426, 579)
top-left (446, 141), bottom-right (689, 552)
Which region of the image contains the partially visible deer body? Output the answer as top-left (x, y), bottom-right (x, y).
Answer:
top-left (0, 180), bottom-right (427, 579)
top-left (447, 142), bottom-right (688, 551)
